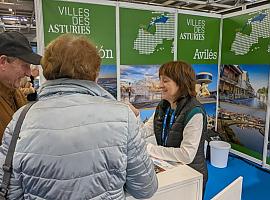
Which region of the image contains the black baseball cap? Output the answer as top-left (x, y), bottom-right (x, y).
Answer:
top-left (0, 31), bottom-right (41, 65)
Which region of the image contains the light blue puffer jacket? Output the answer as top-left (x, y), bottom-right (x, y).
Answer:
top-left (0, 79), bottom-right (158, 200)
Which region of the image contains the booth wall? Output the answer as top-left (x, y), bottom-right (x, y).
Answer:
top-left (36, 0), bottom-right (270, 168)
top-left (37, 0), bottom-right (222, 122)
top-left (177, 13), bottom-right (221, 129)
top-left (119, 5), bottom-right (176, 116)
top-left (41, 0), bottom-right (117, 98)
top-left (219, 6), bottom-right (270, 166)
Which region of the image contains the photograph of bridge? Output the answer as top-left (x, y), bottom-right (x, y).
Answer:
top-left (217, 64), bottom-right (270, 158)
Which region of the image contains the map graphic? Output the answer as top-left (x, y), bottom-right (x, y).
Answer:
top-left (133, 12), bottom-right (175, 55)
top-left (231, 9), bottom-right (270, 55)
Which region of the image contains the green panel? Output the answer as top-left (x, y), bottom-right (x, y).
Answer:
top-left (231, 143), bottom-right (263, 161)
top-left (178, 14), bottom-right (220, 64)
top-left (120, 8), bottom-right (174, 65)
top-left (222, 9), bottom-right (270, 64)
top-left (42, 0), bottom-right (116, 64)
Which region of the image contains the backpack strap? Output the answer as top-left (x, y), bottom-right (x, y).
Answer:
top-left (0, 101), bottom-right (36, 199)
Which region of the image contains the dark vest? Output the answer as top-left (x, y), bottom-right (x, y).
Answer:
top-left (153, 96), bottom-right (208, 190)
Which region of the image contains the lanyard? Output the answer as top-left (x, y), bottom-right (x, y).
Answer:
top-left (161, 108), bottom-right (175, 146)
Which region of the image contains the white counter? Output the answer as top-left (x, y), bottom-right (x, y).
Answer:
top-left (126, 164), bottom-right (203, 200)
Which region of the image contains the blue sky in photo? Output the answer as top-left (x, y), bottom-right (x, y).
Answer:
top-left (140, 109), bottom-right (155, 122)
top-left (192, 64), bottom-right (218, 92)
top-left (120, 65), bottom-right (159, 83)
top-left (203, 103), bottom-right (216, 117)
top-left (99, 65), bottom-right (116, 78)
top-left (240, 64), bottom-right (270, 92)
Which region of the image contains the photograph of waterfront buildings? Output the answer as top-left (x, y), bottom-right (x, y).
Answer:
top-left (218, 64), bottom-right (270, 162)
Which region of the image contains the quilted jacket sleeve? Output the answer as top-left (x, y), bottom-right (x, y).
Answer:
top-left (0, 110), bottom-right (24, 200)
top-left (125, 109), bottom-right (158, 199)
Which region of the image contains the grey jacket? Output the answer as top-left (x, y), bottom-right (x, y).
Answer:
top-left (0, 79), bottom-right (158, 200)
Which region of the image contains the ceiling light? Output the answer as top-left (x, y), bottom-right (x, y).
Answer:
top-left (2, 16), bottom-right (18, 21)
top-left (8, 8), bottom-right (12, 12)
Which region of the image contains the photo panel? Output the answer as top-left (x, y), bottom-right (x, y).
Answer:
top-left (193, 64), bottom-right (218, 129)
top-left (120, 65), bottom-right (160, 122)
top-left (218, 64), bottom-right (270, 160)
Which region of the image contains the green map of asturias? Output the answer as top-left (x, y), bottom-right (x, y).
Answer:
top-left (231, 10), bottom-right (270, 55)
top-left (133, 13), bottom-right (175, 55)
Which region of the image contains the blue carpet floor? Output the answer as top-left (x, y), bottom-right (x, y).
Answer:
top-left (204, 154), bottom-right (270, 200)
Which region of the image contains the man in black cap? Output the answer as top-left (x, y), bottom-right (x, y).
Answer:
top-left (0, 31), bottom-right (41, 143)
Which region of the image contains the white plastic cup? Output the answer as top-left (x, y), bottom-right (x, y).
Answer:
top-left (209, 141), bottom-right (231, 168)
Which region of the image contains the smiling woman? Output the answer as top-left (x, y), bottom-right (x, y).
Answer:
top-left (134, 60), bottom-right (209, 197)
top-left (159, 61), bottom-right (196, 109)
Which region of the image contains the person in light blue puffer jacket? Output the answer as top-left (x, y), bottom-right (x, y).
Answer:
top-left (0, 34), bottom-right (158, 200)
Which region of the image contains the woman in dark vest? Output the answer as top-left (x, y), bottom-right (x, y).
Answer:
top-left (140, 60), bottom-right (208, 195)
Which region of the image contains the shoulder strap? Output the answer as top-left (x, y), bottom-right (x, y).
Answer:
top-left (0, 101), bottom-right (36, 199)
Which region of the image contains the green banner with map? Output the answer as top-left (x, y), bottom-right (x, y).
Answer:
top-left (222, 9), bottom-right (270, 64)
top-left (120, 8), bottom-right (175, 65)
top-left (42, 0), bottom-right (116, 64)
top-left (177, 14), bottom-right (221, 64)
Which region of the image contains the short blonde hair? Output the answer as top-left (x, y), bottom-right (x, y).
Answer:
top-left (42, 34), bottom-right (101, 81)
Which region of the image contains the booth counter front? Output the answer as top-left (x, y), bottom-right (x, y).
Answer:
top-left (126, 164), bottom-right (203, 200)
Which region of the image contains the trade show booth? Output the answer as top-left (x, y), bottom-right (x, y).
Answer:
top-left (35, 0), bottom-right (270, 170)
top-left (33, 0), bottom-right (269, 199)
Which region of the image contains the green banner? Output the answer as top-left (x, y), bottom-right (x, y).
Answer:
top-left (120, 8), bottom-right (175, 65)
top-left (178, 14), bottom-right (220, 64)
top-left (42, 0), bottom-right (116, 64)
top-left (222, 9), bottom-right (270, 64)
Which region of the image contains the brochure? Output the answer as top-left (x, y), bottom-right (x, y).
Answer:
top-left (151, 157), bottom-right (175, 174)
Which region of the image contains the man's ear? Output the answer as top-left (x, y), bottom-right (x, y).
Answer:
top-left (0, 55), bottom-right (8, 70)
